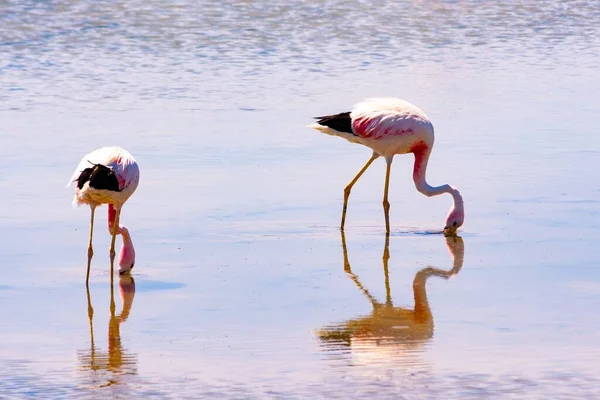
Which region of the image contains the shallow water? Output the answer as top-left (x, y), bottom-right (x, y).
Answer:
top-left (1, 0), bottom-right (600, 398)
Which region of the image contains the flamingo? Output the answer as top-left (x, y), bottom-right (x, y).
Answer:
top-left (67, 146), bottom-right (140, 284)
top-left (309, 98), bottom-right (464, 235)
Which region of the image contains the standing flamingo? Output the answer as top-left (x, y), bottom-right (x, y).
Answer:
top-left (67, 146), bottom-right (139, 284)
top-left (309, 98), bottom-right (464, 235)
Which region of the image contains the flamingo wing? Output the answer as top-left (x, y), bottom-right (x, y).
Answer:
top-left (67, 146), bottom-right (139, 192)
top-left (350, 98), bottom-right (431, 139)
top-left (314, 112), bottom-right (356, 136)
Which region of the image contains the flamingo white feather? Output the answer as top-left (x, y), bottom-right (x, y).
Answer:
top-left (309, 98), bottom-right (464, 235)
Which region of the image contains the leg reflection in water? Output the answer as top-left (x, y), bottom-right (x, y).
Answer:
top-left (79, 275), bottom-right (138, 387)
top-left (319, 232), bottom-right (465, 363)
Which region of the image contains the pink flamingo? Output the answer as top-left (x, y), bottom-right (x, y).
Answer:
top-left (67, 146), bottom-right (140, 284)
top-left (309, 98), bottom-right (464, 235)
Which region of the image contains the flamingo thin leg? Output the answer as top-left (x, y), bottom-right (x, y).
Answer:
top-left (86, 206), bottom-right (96, 286)
top-left (341, 152), bottom-right (379, 230)
top-left (382, 159), bottom-right (392, 233)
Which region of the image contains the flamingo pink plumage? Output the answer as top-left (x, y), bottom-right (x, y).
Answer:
top-left (309, 98), bottom-right (464, 235)
top-left (67, 146), bottom-right (140, 284)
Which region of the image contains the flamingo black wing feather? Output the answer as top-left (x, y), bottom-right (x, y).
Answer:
top-left (314, 112), bottom-right (356, 135)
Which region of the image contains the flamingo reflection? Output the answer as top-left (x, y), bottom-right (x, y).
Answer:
top-left (318, 233), bottom-right (464, 364)
top-left (78, 275), bottom-right (138, 386)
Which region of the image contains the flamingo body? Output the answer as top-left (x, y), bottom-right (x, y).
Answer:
top-left (68, 146), bottom-right (139, 281)
top-left (310, 98), bottom-right (434, 157)
top-left (309, 98), bottom-right (464, 234)
top-left (68, 146), bottom-right (139, 207)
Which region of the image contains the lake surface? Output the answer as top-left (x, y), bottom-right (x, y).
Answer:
top-left (1, 0), bottom-right (600, 398)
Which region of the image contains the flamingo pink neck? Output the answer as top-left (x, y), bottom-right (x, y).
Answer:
top-left (108, 204), bottom-right (135, 273)
top-left (108, 204), bottom-right (117, 232)
top-left (412, 148), bottom-right (463, 206)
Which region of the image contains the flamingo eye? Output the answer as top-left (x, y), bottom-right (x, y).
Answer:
top-left (453, 222), bottom-right (457, 226)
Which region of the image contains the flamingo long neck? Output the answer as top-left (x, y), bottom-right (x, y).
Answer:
top-left (108, 204), bottom-right (135, 271)
top-left (412, 148), bottom-right (463, 208)
top-left (108, 204), bottom-right (119, 232)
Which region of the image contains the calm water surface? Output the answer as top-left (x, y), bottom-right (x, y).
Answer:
top-left (1, 0), bottom-right (600, 398)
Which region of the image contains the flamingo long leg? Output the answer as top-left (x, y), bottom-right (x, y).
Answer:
top-left (341, 152), bottom-right (380, 230)
top-left (382, 159), bottom-right (392, 233)
top-left (86, 205), bottom-right (96, 286)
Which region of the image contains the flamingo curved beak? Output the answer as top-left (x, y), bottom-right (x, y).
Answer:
top-left (443, 225), bottom-right (458, 236)
top-left (118, 262), bottom-right (134, 275)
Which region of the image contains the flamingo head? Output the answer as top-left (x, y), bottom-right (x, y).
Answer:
top-left (117, 226), bottom-right (136, 275)
top-left (443, 206), bottom-right (464, 236)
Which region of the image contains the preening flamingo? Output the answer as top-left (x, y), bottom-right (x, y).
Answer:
top-left (67, 146), bottom-right (139, 283)
top-left (309, 98), bottom-right (464, 235)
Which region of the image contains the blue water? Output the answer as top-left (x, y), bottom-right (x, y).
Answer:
top-left (1, 1), bottom-right (600, 398)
